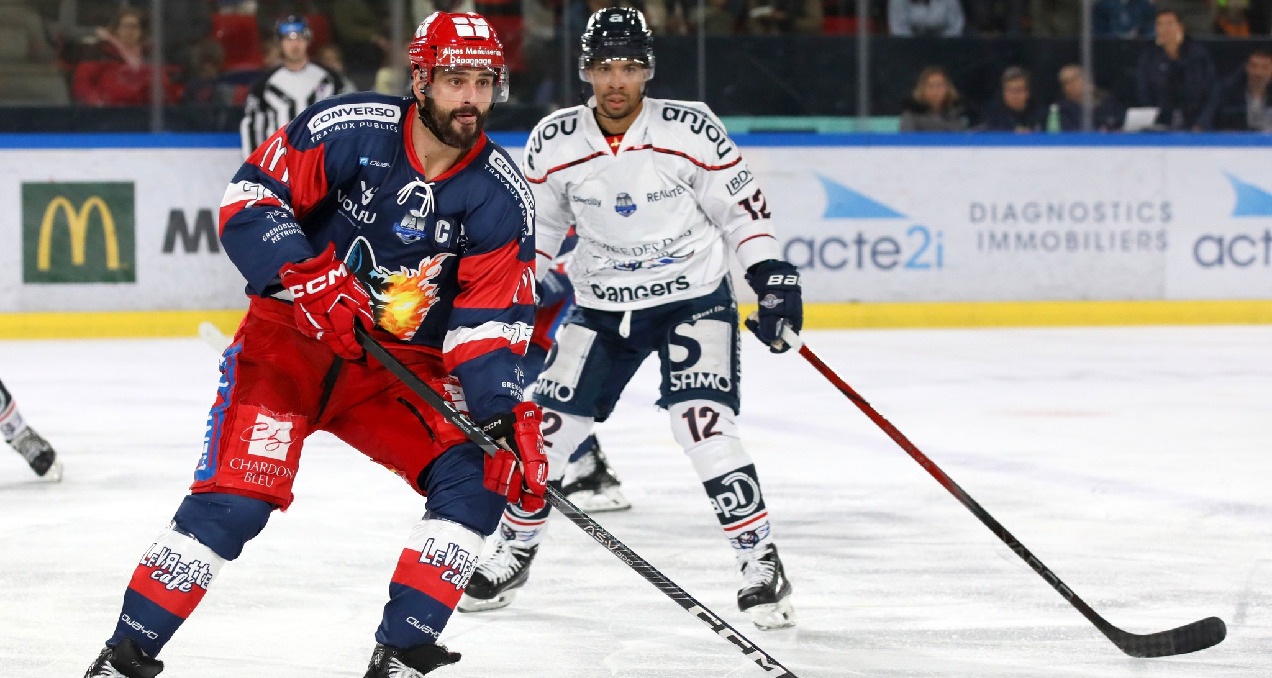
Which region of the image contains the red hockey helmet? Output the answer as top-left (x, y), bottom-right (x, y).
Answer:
top-left (408, 12), bottom-right (509, 103)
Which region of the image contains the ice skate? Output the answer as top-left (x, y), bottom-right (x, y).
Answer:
top-left (562, 441), bottom-right (630, 512)
top-left (84, 639), bottom-right (163, 678)
top-left (363, 642), bottom-right (460, 677)
top-left (457, 536), bottom-right (538, 612)
top-left (737, 544), bottom-right (796, 630)
top-left (363, 641), bottom-right (463, 671)
top-left (11, 426), bottom-right (61, 481)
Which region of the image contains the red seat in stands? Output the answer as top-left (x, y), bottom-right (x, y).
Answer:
top-left (213, 13), bottom-right (264, 70)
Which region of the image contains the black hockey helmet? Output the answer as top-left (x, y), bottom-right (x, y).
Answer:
top-left (578, 7), bottom-right (655, 82)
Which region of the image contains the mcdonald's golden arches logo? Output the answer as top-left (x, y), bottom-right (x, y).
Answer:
top-left (22, 182), bottom-right (135, 284)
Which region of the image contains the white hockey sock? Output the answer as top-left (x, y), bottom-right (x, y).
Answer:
top-left (671, 400), bottom-right (775, 556)
top-left (495, 501), bottom-right (551, 550)
top-left (0, 399), bottom-right (28, 445)
top-left (536, 408), bottom-right (595, 482)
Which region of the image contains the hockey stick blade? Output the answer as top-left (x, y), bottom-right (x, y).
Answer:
top-left (354, 325), bottom-right (800, 677)
top-left (766, 322), bottom-right (1225, 658)
top-left (1103, 616), bottom-right (1226, 658)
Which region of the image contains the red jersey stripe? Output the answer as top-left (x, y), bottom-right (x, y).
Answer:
top-left (621, 145), bottom-right (744, 171)
top-left (455, 240), bottom-right (534, 310)
top-left (443, 334), bottom-right (529, 372)
top-left (285, 142), bottom-right (328, 220)
top-left (390, 549), bottom-right (466, 609)
top-left (722, 511), bottom-right (770, 532)
top-left (126, 567), bottom-right (209, 619)
top-left (525, 151), bottom-right (606, 183)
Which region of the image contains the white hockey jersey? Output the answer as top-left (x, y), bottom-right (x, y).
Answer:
top-left (522, 97), bottom-right (781, 312)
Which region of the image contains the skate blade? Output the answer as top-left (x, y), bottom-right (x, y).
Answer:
top-left (566, 487), bottom-right (632, 513)
top-left (40, 458), bottom-right (63, 483)
top-left (747, 597), bottom-right (796, 630)
top-left (456, 589), bottom-right (517, 613)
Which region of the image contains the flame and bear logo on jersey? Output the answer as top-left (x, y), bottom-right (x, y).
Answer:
top-left (342, 235), bottom-right (452, 341)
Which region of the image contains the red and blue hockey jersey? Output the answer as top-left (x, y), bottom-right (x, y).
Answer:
top-left (219, 92), bottom-right (536, 421)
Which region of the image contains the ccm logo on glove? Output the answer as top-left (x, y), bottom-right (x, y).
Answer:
top-left (279, 242), bottom-right (375, 360)
top-left (289, 266), bottom-right (353, 297)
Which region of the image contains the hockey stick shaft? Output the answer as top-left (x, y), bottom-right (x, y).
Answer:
top-left (773, 326), bottom-right (1224, 658)
top-left (354, 325), bottom-right (799, 677)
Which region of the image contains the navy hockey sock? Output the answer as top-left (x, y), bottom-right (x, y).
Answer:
top-left (105, 493), bottom-right (272, 656)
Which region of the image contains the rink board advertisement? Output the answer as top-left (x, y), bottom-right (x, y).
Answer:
top-left (2, 138), bottom-right (1271, 314)
top-left (740, 143), bottom-right (1272, 302)
top-left (0, 145), bottom-right (247, 312)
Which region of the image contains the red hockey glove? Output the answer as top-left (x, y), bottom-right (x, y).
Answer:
top-left (279, 242), bottom-right (375, 360)
top-left (479, 402), bottom-right (548, 512)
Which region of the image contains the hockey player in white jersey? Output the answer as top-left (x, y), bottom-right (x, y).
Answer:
top-left (459, 7), bottom-right (803, 630)
top-left (0, 378), bottom-right (61, 480)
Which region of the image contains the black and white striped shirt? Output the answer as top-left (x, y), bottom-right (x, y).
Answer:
top-left (239, 62), bottom-right (352, 157)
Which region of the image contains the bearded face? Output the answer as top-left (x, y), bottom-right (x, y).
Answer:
top-left (419, 96), bottom-right (489, 150)
top-left (413, 67), bottom-right (495, 150)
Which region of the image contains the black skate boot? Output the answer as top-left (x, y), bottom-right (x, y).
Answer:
top-left (737, 544), bottom-right (796, 630)
top-left (84, 639), bottom-right (164, 678)
top-left (561, 439), bottom-right (630, 512)
top-left (456, 536), bottom-right (538, 613)
top-left (363, 643), bottom-right (460, 677)
top-left (11, 426), bottom-right (61, 480)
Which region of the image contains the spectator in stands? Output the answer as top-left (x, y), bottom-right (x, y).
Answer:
top-left (1203, 48), bottom-right (1272, 131)
top-left (1092, 0), bottom-right (1156, 37)
top-left (315, 42), bottom-right (359, 92)
top-left (373, 37), bottom-right (412, 95)
top-left (900, 66), bottom-right (969, 131)
top-left (1213, 0), bottom-right (1251, 35)
top-left (71, 7), bottom-right (179, 106)
top-left (699, 0), bottom-right (746, 33)
top-left (333, 0), bottom-right (391, 85)
top-left (1031, 0), bottom-right (1081, 36)
top-left (1135, 9), bottom-right (1217, 130)
top-left (0, 0), bottom-right (68, 104)
top-left (979, 66), bottom-right (1045, 132)
top-left (163, 0), bottom-right (214, 84)
top-left (889, 0), bottom-right (966, 36)
top-left (747, 0), bottom-right (823, 33)
top-left (181, 38), bottom-right (234, 105)
top-left (1055, 64), bottom-right (1123, 131)
top-left (965, 0), bottom-right (1025, 35)
top-left (0, 0), bottom-right (56, 64)
top-left (1156, 0), bottom-right (1214, 35)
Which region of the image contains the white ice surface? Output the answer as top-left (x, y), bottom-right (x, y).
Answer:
top-left (0, 326), bottom-right (1269, 677)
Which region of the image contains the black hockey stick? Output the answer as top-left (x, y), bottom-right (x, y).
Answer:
top-left (753, 319), bottom-right (1225, 658)
top-left (354, 325), bottom-right (799, 677)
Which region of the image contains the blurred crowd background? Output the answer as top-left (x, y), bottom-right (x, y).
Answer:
top-left (2, 0), bottom-right (1271, 132)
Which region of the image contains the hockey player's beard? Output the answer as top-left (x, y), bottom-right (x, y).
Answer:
top-left (420, 98), bottom-right (488, 150)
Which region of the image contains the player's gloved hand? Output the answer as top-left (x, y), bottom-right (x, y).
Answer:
top-left (479, 402), bottom-right (548, 512)
top-left (744, 259), bottom-right (803, 353)
top-left (537, 268), bottom-right (572, 308)
top-left (279, 242), bottom-right (375, 360)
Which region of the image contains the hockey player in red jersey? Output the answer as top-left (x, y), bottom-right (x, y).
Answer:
top-left (458, 7), bottom-right (803, 631)
top-left (85, 12), bottom-right (545, 678)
